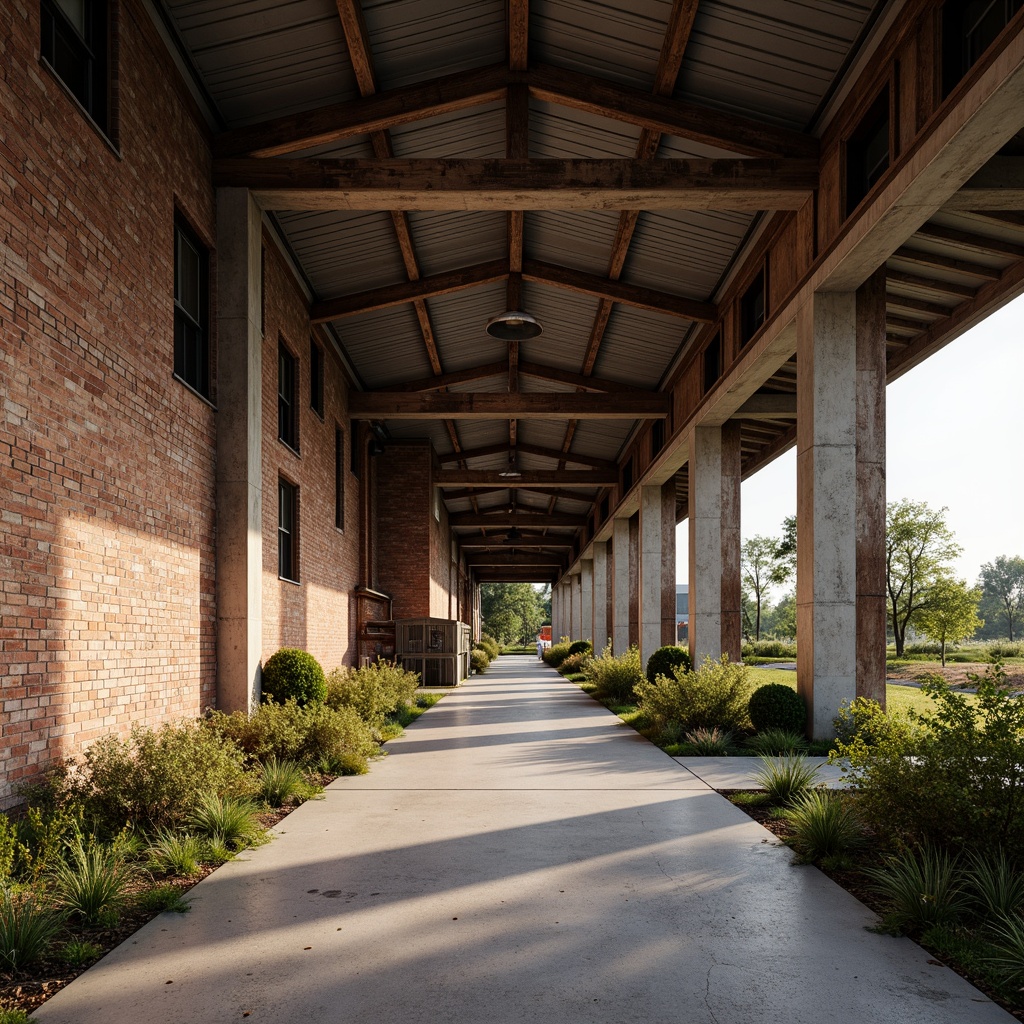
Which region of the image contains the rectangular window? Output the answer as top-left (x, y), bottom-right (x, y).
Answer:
top-left (278, 341), bottom-right (298, 451)
top-left (173, 217), bottom-right (210, 398)
top-left (845, 87), bottom-right (890, 216)
top-left (335, 426), bottom-right (344, 530)
top-left (650, 420), bottom-right (664, 458)
top-left (41, 0), bottom-right (109, 134)
top-left (621, 457), bottom-right (634, 494)
top-left (310, 337), bottom-right (324, 418)
top-left (740, 270), bottom-right (766, 346)
top-left (943, 1), bottom-right (1024, 95)
top-left (703, 332), bottom-right (722, 394)
top-left (278, 478), bottom-right (298, 582)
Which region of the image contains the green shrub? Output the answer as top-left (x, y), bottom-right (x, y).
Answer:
top-left (544, 640), bottom-right (572, 667)
top-left (742, 639), bottom-right (797, 659)
top-left (748, 683), bottom-right (807, 734)
top-left (257, 757), bottom-right (314, 807)
top-left (188, 793), bottom-right (263, 851)
top-left (0, 1011), bottom-right (31, 1024)
top-left (558, 650), bottom-right (590, 676)
top-left (965, 850), bottom-right (1024, 922)
top-left (76, 721), bottom-right (250, 834)
top-left (470, 649), bottom-right (490, 674)
top-left (987, 915), bottom-right (1024, 989)
top-left (207, 699), bottom-right (378, 775)
top-left (135, 885), bottom-right (191, 915)
top-left (683, 727), bottom-right (733, 755)
top-left (262, 648), bottom-right (327, 706)
top-left (834, 661), bottom-right (1024, 855)
top-left (479, 634), bottom-right (501, 660)
top-left (783, 790), bottom-right (865, 864)
top-left (583, 644), bottom-right (643, 704)
top-left (745, 728), bottom-right (808, 756)
top-left (646, 645), bottom-right (691, 685)
top-left (865, 846), bottom-right (968, 934)
top-left (567, 640), bottom-right (592, 658)
top-left (635, 655), bottom-right (754, 734)
top-left (753, 754), bottom-right (822, 805)
top-left (3, 800), bottom-right (86, 882)
top-left (60, 938), bottom-right (104, 965)
top-left (325, 660), bottom-right (419, 730)
top-left (49, 841), bottom-right (135, 925)
top-left (0, 891), bottom-right (62, 970)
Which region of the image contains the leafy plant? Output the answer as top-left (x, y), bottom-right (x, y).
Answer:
top-left (783, 790), bottom-right (865, 865)
top-left (261, 648), bottom-right (327, 706)
top-left (865, 846), bottom-right (968, 934)
top-left (986, 915), bottom-right (1024, 989)
top-left (60, 938), bottom-right (104, 965)
top-left (543, 640), bottom-right (572, 668)
top-left (748, 683), bottom-right (807, 734)
top-left (645, 645), bottom-right (692, 685)
top-left (964, 850), bottom-right (1024, 922)
top-left (753, 755), bottom-right (822, 805)
top-left (325, 660), bottom-right (419, 729)
top-left (478, 634), bottom-right (501, 660)
top-left (470, 648), bottom-right (489, 674)
top-left (146, 831), bottom-right (205, 878)
top-left (568, 640), bottom-right (592, 658)
top-left (583, 644), bottom-right (643, 703)
top-left (188, 793), bottom-right (263, 851)
top-left (635, 655), bottom-right (753, 734)
top-left (745, 728), bottom-right (808, 756)
top-left (0, 1008), bottom-right (32, 1024)
top-left (742, 639), bottom-right (797, 659)
top-left (136, 885), bottom-right (191, 914)
top-left (0, 891), bottom-right (62, 970)
top-left (257, 757), bottom-right (313, 807)
top-left (682, 727), bottom-right (733, 755)
top-left (49, 842), bottom-right (135, 925)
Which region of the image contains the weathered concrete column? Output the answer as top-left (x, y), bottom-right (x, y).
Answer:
top-left (797, 269), bottom-right (887, 738)
top-left (688, 423), bottom-right (742, 668)
top-left (611, 519), bottom-right (630, 653)
top-left (216, 188), bottom-right (263, 711)
top-left (580, 559), bottom-right (594, 643)
top-left (592, 541), bottom-right (609, 652)
top-left (638, 484), bottom-right (675, 665)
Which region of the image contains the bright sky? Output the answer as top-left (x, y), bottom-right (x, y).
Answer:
top-left (676, 291), bottom-right (1024, 591)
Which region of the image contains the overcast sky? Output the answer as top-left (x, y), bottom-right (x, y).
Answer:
top-left (675, 291), bottom-right (1024, 591)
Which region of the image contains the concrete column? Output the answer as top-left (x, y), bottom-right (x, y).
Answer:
top-left (688, 424), bottom-right (742, 668)
top-left (580, 559), bottom-right (594, 643)
top-left (571, 574), bottom-right (583, 640)
top-left (628, 514), bottom-right (639, 650)
top-left (592, 541), bottom-right (609, 653)
top-left (796, 269), bottom-right (887, 738)
top-left (216, 188), bottom-right (263, 712)
top-left (636, 481), bottom-right (679, 665)
top-left (611, 519), bottom-right (630, 654)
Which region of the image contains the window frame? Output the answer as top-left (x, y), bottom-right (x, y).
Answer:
top-left (702, 331), bottom-right (723, 396)
top-left (740, 269), bottom-right (767, 347)
top-left (278, 340), bottom-right (299, 453)
top-left (844, 85), bottom-right (892, 218)
top-left (278, 477), bottom-right (299, 583)
top-left (173, 215), bottom-right (211, 400)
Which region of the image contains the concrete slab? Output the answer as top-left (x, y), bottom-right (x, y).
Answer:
top-left (33, 656), bottom-right (1013, 1024)
top-left (677, 755), bottom-right (853, 790)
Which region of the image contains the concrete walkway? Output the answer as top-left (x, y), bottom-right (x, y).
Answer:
top-left (35, 656), bottom-right (1012, 1023)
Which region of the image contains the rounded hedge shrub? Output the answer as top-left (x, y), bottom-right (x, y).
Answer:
top-left (568, 640), bottom-right (592, 658)
top-left (470, 648), bottom-right (490, 674)
top-left (646, 645), bottom-right (691, 685)
top-left (262, 648), bottom-right (327, 706)
top-left (748, 683), bottom-right (807, 734)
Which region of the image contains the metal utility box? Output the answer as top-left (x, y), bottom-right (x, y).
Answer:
top-left (396, 617), bottom-right (471, 685)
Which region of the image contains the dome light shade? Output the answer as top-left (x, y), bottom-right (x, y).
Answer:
top-left (486, 310), bottom-right (543, 341)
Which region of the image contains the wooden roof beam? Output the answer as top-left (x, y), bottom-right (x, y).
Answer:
top-left (348, 391), bottom-right (670, 419)
top-left (451, 511), bottom-right (587, 528)
top-left (467, 552), bottom-right (566, 567)
top-left (944, 156), bottom-right (1024, 210)
top-left (435, 470), bottom-right (616, 488)
top-left (459, 535), bottom-right (575, 548)
top-left (436, 442), bottom-right (616, 470)
top-left (369, 361), bottom-right (507, 394)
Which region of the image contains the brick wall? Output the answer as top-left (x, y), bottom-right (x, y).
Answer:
top-left (259, 241), bottom-right (360, 675)
top-left (0, 0), bottom-right (217, 802)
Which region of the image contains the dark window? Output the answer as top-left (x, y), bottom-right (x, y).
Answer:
top-left (335, 426), bottom-right (344, 530)
top-left (846, 87), bottom-right (890, 216)
top-left (651, 420), bottom-right (664, 458)
top-left (173, 218), bottom-right (210, 398)
top-left (740, 271), bottom-right (766, 345)
top-left (703, 332), bottom-right (722, 395)
top-left (943, 1), bottom-right (1024, 95)
top-left (621, 457), bottom-right (634, 494)
top-left (41, 0), bottom-right (109, 133)
top-left (278, 478), bottom-right (298, 582)
top-left (599, 496), bottom-right (609, 523)
top-left (310, 337), bottom-right (324, 417)
top-left (278, 342), bottom-right (298, 451)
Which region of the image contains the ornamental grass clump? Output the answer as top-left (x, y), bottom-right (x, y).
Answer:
top-left (188, 793), bottom-right (264, 851)
top-left (635, 655), bottom-right (753, 735)
top-left (783, 790), bottom-right (866, 865)
top-left (582, 644), bottom-right (643, 704)
top-left (325, 660), bottom-right (419, 730)
top-left (865, 845), bottom-right (969, 934)
top-left (745, 728), bottom-right (808, 756)
top-left (145, 830), bottom-right (205, 879)
top-left (49, 841), bottom-right (136, 925)
top-left (257, 757), bottom-right (314, 807)
top-left (682, 727), bottom-right (733, 755)
top-left (753, 754), bottom-right (822, 805)
top-left (964, 850), bottom-right (1024, 921)
top-left (0, 891), bottom-right (62, 970)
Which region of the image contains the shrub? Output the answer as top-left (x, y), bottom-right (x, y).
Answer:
top-left (964, 850), bottom-right (1024, 922)
top-left (987, 915), bottom-right (1024, 989)
top-left (60, 939), bottom-right (104, 965)
top-left (558, 651), bottom-right (590, 676)
top-left (257, 757), bottom-right (314, 807)
top-left (832, 695), bottom-right (916, 747)
top-left (0, 891), bottom-right (62, 970)
top-left (646, 645), bottom-right (691, 685)
top-left (325, 660), bottom-right (419, 730)
top-left (135, 885), bottom-right (190, 915)
top-left (683, 727), bottom-right (733, 755)
top-left (262, 648), bottom-right (327, 706)
top-left (753, 754), bottom-right (822, 805)
top-left (745, 728), bottom-right (808, 756)
top-left (583, 644), bottom-right (644, 704)
top-left (49, 842), bottom-right (135, 925)
top-left (544, 640), bottom-right (572, 668)
top-left (635, 655), bottom-right (754, 734)
top-left (479, 634), bottom-right (501, 660)
top-left (748, 683), bottom-right (807, 734)
top-left (834, 661), bottom-right (1024, 855)
top-left (76, 722), bottom-right (250, 834)
top-left (207, 699), bottom-right (378, 775)
top-left (470, 649), bottom-right (490, 674)
top-left (742, 639), bottom-right (797, 659)
top-left (568, 640), bottom-right (592, 658)
top-left (188, 793), bottom-right (263, 851)
top-left (783, 790), bottom-right (865, 864)
top-left (865, 846), bottom-right (968, 934)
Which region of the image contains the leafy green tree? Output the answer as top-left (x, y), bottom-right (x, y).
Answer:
top-left (772, 514), bottom-right (797, 587)
top-left (915, 577), bottom-right (983, 666)
top-left (762, 591), bottom-right (797, 639)
top-left (886, 500), bottom-right (962, 657)
top-left (742, 535), bottom-right (778, 640)
top-left (480, 583), bottom-right (545, 645)
top-left (977, 555), bottom-right (1024, 641)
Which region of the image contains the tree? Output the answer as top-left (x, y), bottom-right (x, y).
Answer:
top-left (915, 577), bottom-right (983, 666)
top-left (886, 499), bottom-right (962, 657)
top-left (772, 514), bottom-right (797, 588)
top-left (480, 583), bottom-right (546, 645)
top-left (741, 535), bottom-right (779, 640)
top-left (977, 555), bottom-right (1024, 641)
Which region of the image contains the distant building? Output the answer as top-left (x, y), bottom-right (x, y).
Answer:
top-left (676, 585), bottom-right (689, 644)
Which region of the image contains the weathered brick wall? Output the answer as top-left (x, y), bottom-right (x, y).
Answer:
top-left (259, 241), bottom-right (360, 675)
top-left (0, 0), bottom-right (217, 802)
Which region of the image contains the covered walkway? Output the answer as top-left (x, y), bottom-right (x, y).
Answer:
top-left (36, 657), bottom-right (1012, 1023)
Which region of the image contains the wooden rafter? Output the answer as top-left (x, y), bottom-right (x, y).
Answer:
top-left (347, 392), bottom-right (670, 419)
top-left (435, 442), bottom-right (616, 470)
top-left (369, 361), bottom-right (508, 393)
top-left (459, 535), bottom-right (575, 548)
top-left (450, 511), bottom-right (587, 528)
top-left (434, 470), bottom-right (617, 487)
top-left (467, 552), bottom-right (566, 567)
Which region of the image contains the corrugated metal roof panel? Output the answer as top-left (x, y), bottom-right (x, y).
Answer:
top-left (390, 102), bottom-right (507, 159)
top-left (337, 306), bottom-right (436, 387)
top-left (528, 211), bottom-right (622, 278)
top-left (422, 284), bottom-right (509, 372)
top-left (593, 307), bottom-right (686, 388)
top-left (530, 100), bottom-right (642, 158)
top-left (512, 287), bottom-right (597, 368)
top-left (565, 419), bottom-right (633, 460)
top-left (404, 212), bottom-right (506, 277)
